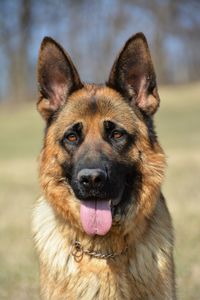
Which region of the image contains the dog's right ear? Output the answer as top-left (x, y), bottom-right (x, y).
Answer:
top-left (37, 37), bottom-right (83, 121)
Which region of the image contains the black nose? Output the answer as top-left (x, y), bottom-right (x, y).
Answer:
top-left (77, 168), bottom-right (107, 188)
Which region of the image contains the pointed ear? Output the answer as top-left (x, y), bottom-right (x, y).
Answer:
top-left (37, 37), bottom-right (83, 121)
top-left (107, 33), bottom-right (159, 115)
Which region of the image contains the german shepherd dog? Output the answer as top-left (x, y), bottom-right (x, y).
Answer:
top-left (32, 33), bottom-right (176, 299)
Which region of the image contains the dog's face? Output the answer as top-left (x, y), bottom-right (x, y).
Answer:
top-left (37, 33), bottom-right (165, 236)
top-left (60, 91), bottom-right (135, 203)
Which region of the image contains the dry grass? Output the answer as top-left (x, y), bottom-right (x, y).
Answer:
top-left (0, 83), bottom-right (199, 299)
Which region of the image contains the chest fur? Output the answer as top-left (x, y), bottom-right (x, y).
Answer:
top-left (32, 198), bottom-right (174, 300)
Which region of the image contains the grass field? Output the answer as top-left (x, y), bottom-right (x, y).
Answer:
top-left (0, 83), bottom-right (199, 299)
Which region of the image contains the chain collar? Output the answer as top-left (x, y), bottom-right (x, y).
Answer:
top-left (71, 240), bottom-right (128, 262)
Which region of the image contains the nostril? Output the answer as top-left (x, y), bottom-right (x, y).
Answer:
top-left (80, 176), bottom-right (90, 186)
top-left (94, 176), bottom-right (102, 184)
top-left (93, 173), bottom-right (105, 185)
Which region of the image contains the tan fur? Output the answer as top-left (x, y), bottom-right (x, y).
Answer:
top-left (33, 34), bottom-right (176, 299)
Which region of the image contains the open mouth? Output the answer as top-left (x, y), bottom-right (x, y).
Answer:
top-left (80, 194), bottom-right (123, 236)
top-left (71, 169), bottom-right (138, 236)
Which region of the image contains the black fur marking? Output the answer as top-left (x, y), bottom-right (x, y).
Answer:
top-left (103, 120), bottom-right (136, 153)
top-left (88, 96), bottom-right (98, 114)
top-left (118, 163), bottom-right (142, 214)
top-left (142, 114), bottom-right (158, 146)
top-left (61, 161), bottom-right (73, 183)
top-left (61, 122), bottom-right (83, 151)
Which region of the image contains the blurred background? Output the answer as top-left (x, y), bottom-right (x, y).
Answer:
top-left (0, 0), bottom-right (199, 299)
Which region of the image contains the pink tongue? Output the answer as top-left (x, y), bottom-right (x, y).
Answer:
top-left (80, 201), bottom-right (112, 236)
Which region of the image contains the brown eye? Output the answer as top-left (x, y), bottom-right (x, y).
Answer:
top-left (66, 133), bottom-right (78, 142)
top-left (112, 130), bottom-right (123, 139)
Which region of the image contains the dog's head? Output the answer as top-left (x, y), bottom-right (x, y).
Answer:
top-left (37, 33), bottom-right (165, 236)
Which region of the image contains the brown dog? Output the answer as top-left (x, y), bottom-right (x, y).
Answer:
top-left (32, 33), bottom-right (176, 299)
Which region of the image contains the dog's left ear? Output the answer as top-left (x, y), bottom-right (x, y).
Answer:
top-left (107, 33), bottom-right (159, 115)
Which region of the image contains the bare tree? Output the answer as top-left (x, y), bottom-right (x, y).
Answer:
top-left (0, 0), bottom-right (200, 102)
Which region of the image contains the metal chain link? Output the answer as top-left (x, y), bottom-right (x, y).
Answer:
top-left (71, 240), bottom-right (128, 262)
